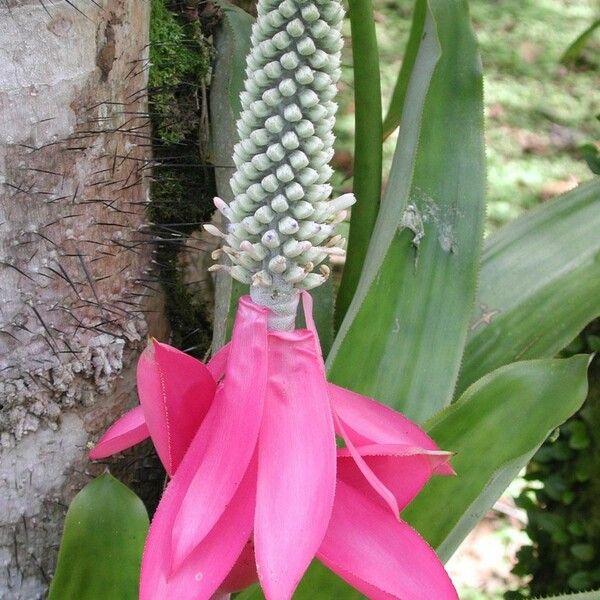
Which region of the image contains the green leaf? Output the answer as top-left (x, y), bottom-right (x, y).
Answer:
top-left (334, 0), bottom-right (383, 328)
top-left (403, 355), bottom-right (590, 562)
top-left (328, 0), bottom-right (486, 423)
top-left (235, 561), bottom-right (363, 600)
top-left (381, 0), bottom-right (427, 139)
top-left (560, 19), bottom-right (600, 66)
top-left (212, 0), bottom-right (254, 116)
top-left (310, 279), bottom-right (335, 357)
top-left (48, 472), bottom-right (149, 600)
top-left (209, 2), bottom-right (253, 349)
top-left (533, 591), bottom-right (600, 600)
top-left (458, 179), bottom-right (600, 395)
top-left (578, 143), bottom-right (600, 175)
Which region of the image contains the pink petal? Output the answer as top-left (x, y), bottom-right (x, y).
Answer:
top-left (317, 480), bottom-right (458, 600)
top-left (137, 340), bottom-right (216, 475)
top-left (171, 297), bottom-right (268, 570)
top-left (337, 443), bottom-right (452, 512)
top-left (219, 539), bottom-right (258, 593)
top-left (207, 343), bottom-right (230, 381)
top-left (140, 451), bottom-right (257, 600)
top-left (255, 328), bottom-right (336, 600)
top-left (89, 406), bottom-right (150, 460)
top-left (334, 413), bottom-right (400, 516)
top-left (329, 383), bottom-right (453, 475)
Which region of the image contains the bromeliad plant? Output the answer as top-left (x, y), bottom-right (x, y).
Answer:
top-left (49, 0), bottom-right (600, 599)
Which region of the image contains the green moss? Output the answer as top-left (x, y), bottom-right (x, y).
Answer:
top-left (148, 0), bottom-right (218, 357)
top-left (149, 0), bottom-right (212, 145)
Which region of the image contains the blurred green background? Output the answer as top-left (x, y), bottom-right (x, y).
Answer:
top-left (334, 0), bottom-right (599, 232)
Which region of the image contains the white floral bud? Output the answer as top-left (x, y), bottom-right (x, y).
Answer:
top-left (240, 240), bottom-right (268, 261)
top-left (289, 150), bottom-right (309, 170)
top-left (280, 51), bottom-right (300, 70)
top-left (254, 205), bottom-right (275, 224)
top-left (283, 265), bottom-right (309, 283)
top-left (301, 4), bottom-right (320, 22)
top-left (279, 0), bottom-right (297, 18)
top-left (276, 164), bottom-right (295, 183)
top-left (266, 142), bottom-right (286, 162)
top-left (291, 201), bottom-right (314, 219)
top-left (297, 221), bottom-right (321, 240)
top-left (285, 182), bottom-right (305, 202)
top-left (306, 104), bottom-right (327, 121)
top-left (278, 216), bottom-right (300, 235)
top-left (251, 153), bottom-right (271, 171)
top-left (242, 216), bottom-right (264, 235)
top-left (250, 100), bottom-right (270, 118)
top-left (297, 168), bottom-right (319, 187)
top-left (237, 193), bottom-right (255, 211)
top-left (297, 273), bottom-right (327, 290)
top-left (252, 270), bottom-right (273, 287)
top-left (267, 10), bottom-right (285, 28)
top-left (261, 229), bottom-right (281, 249)
top-left (295, 66), bottom-right (314, 84)
top-left (279, 78), bottom-right (297, 97)
top-left (268, 255), bottom-right (287, 274)
top-left (263, 88), bottom-right (282, 107)
top-left (265, 116), bottom-right (285, 134)
top-left (282, 238), bottom-right (305, 257)
top-left (287, 18), bottom-right (305, 38)
top-left (210, 0), bottom-right (347, 303)
top-left (283, 103), bottom-right (303, 122)
top-left (311, 20), bottom-right (329, 38)
top-left (231, 266), bottom-right (253, 284)
top-left (299, 89), bottom-right (319, 108)
top-left (239, 161), bottom-right (259, 180)
top-left (271, 194), bottom-right (289, 213)
top-left (247, 183), bottom-right (267, 202)
top-left (264, 61), bottom-right (282, 79)
top-left (281, 131), bottom-right (300, 150)
top-left (249, 128), bottom-right (270, 146)
top-left (203, 223), bottom-right (225, 239)
top-left (261, 174), bottom-right (279, 193)
top-left (253, 69), bottom-right (269, 87)
top-left (295, 120), bottom-right (315, 138)
top-left (273, 31), bottom-right (291, 50)
top-left (297, 37), bottom-right (317, 56)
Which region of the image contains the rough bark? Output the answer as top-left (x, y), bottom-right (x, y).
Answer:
top-left (0, 1), bottom-right (160, 597)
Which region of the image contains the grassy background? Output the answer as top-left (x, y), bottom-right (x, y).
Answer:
top-left (334, 0), bottom-right (599, 231)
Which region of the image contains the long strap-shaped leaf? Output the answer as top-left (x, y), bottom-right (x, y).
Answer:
top-left (48, 473), bottom-right (149, 599)
top-left (209, 1), bottom-right (253, 349)
top-left (458, 179), bottom-right (600, 395)
top-left (328, 0), bottom-right (486, 423)
top-left (534, 591), bottom-right (600, 600)
top-left (334, 0), bottom-right (383, 327)
top-left (381, 0), bottom-right (427, 140)
top-left (403, 354), bottom-right (590, 561)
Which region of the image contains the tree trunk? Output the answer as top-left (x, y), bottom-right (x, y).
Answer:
top-left (0, 2), bottom-right (159, 597)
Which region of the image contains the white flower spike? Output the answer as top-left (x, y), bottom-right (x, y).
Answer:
top-left (207, 0), bottom-right (355, 329)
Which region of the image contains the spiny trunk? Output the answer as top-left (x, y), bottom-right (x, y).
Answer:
top-left (0, 1), bottom-right (160, 597)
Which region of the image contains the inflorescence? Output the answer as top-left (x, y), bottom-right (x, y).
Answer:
top-left (205, 0), bottom-right (355, 294)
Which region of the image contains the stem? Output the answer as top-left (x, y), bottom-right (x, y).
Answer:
top-left (334, 0), bottom-right (382, 328)
top-left (251, 279), bottom-right (300, 331)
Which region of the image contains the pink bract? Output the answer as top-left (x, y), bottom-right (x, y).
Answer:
top-left (91, 293), bottom-right (458, 600)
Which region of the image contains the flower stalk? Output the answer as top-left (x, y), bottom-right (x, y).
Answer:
top-left (206, 0), bottom-right (355, 329)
